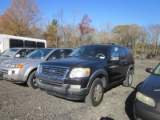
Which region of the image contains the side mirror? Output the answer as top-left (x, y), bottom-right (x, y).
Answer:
top-left (110, 56), bottom-right (119, 61)
top-left (15, 54), bottom-right (20, 58)
top-left (146, 68), bottom-right (153, 73)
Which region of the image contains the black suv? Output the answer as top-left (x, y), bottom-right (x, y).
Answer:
top-left (36, 44), bottom-right (134, 106)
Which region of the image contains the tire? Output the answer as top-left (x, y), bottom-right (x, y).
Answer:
top-left (85, 78), bottom-right (104, 107)
top-left (27, 71), bottom-right (38, 89)
top-left (123, 70), bottom-right (133, 87)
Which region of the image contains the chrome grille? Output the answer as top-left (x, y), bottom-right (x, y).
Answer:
top-left (41, 65), bottom-right (68, 78)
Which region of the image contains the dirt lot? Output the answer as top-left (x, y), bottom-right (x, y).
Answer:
top-left (0, 59), bottom-right (159, 120)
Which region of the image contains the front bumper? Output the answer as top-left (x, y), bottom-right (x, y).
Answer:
top-left (134, 99), bottom-right (160, 120)
top-left (0, 68), bottom-right (27, 83)
top-left (37, 79), bottom-right (89, 100)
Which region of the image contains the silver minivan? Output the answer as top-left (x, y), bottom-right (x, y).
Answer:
top-left (0, 48), bottom-right (73, 89)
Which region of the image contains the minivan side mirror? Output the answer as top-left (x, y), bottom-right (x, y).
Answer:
top-left (110, 56), bottom-right (119, 61)
top-left (15, 54), bottom-right (20, 58)
top-left (146, 68), bottom-right (153, 73)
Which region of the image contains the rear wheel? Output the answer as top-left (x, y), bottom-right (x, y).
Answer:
top-left (27, 71), bottom-right (38, 89)
top-left (85, 78), bottom-right (104, 107)
top-left (123, 70), bottom-right (133, 87)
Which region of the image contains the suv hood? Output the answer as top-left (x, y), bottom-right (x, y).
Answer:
top-left (40, 57), bottom-right (105, 68)
top-left (140, 74), bottom-right (160, 101)
top-left (0, 57), bottom-right (15, 63)
top-left (3, 58), bottom-right (44, 65)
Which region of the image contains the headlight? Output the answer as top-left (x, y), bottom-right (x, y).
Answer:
top-left (136, 92), bottom-right (155, 107)
top-left (37, 64), bottom-right (42, 73)
top-left (69, 68), bottom-right (90, 78)
top-left (7, 64), bottom-right (24, 68)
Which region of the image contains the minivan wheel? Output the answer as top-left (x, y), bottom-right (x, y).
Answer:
top-left (85, 78), bottom-right (104, 107)
top-left (27, 71), bottom-right (38, 89)
top-left (123, 70), bottom-right (133, 87)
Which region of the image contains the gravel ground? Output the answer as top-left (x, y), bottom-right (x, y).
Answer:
top-left (0, 59), bottom-right (159, 120)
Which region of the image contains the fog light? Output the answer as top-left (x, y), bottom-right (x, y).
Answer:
top-left (70, 85), bottom-right (81, 89)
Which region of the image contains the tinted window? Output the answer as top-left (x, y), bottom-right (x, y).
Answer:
top-left (110, 47), bottom-right (119, 58)
top-left (119, 47), bottom-right (126, 60)
top-left (24, 40), bottom-right (36, 47)
top-left (16, 49), bottom-right (35, 57)
top-left (48, 49), bottom-right (62, 60)
top-left (10, 39), bottom-right (23, 48)
top-left (37, 42), bottom-right (45, 48)
top-left (48, 49), bottom-right (71, 60)
top-left (65, 49), bottom-right (73, 56)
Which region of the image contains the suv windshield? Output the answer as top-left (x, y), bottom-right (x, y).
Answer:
top-left (0, 48), bottom-right (19, 57)
top-left (69, 46), bottom-right (108, 59)
top-left (26, 49), bottom-right (52, 59)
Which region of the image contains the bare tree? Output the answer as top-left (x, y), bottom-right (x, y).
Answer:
top-left (99, 22), bottom-right (113, 43)
top-left (53, 10), bottom-right (79, 48)
top-left (148, 24), bottom-right (160, 55)
top-left (128, 24), bottom-right (142, 57)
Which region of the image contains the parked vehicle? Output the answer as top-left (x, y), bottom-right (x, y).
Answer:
top-left (0, 34), bottom-right (47, 53)
top-left (36, 44), bottom-right (134, 106)
top-left (134, 63), bottom-right (160, 120)
top-left (146, 52), bottom-right (156, 59)
top-left (0, 48), bottom-right (73, 89)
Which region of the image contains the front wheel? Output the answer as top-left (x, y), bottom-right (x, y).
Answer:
top-left (123, 70), bottom-right (133, 87)
top-left (85, 78), bottom-right (104, 107)
top-left (27, 71), bottom-right (38, 89)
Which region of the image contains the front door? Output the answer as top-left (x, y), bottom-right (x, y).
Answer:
top-left (107, 47), bottom-right (122, 84)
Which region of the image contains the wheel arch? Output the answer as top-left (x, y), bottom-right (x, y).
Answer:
top-left (26, 68), bottom-right (37, 82)
top-left (87, 69), bottom-right (108, 89)
top-left (127, 64), bottom-right (134, 75)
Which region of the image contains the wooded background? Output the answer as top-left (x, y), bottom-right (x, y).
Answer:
top-left (0, 0), bottom-right (160, 58)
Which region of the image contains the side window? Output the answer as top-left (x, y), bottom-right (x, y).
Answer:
top-left (26, 49), bottom-right (35, 56)
top-left (110, 47), bottom-right (119, 59)
top-left (37, 42), bottom-right (45, 48)
top-left (16, 49), bottom-right (28, 57)
top-left (10, 39), bottom-right (24, 48)
top-left (119, 47), bottom-right (126, 60)
top-left (28, 49), bottom-right (35, 54)
top-left (65, 49), bottom-right (73, 56)
top-left (48, 49), bottom-right (64, 60)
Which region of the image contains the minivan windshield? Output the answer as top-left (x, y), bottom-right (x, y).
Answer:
top-left (69, 46), bottom-right (108, 59)
top-left (26, 49), bottom-right (53, 59)
top-left (0, 48), bottom-right (19, 57)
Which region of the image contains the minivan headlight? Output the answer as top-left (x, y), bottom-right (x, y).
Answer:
top-left (69, 68), bottom-right (90, 78)
top-left (7, 64), bottom-right (24, 68)
top-left (136, 92), bottom-right (155, 107)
